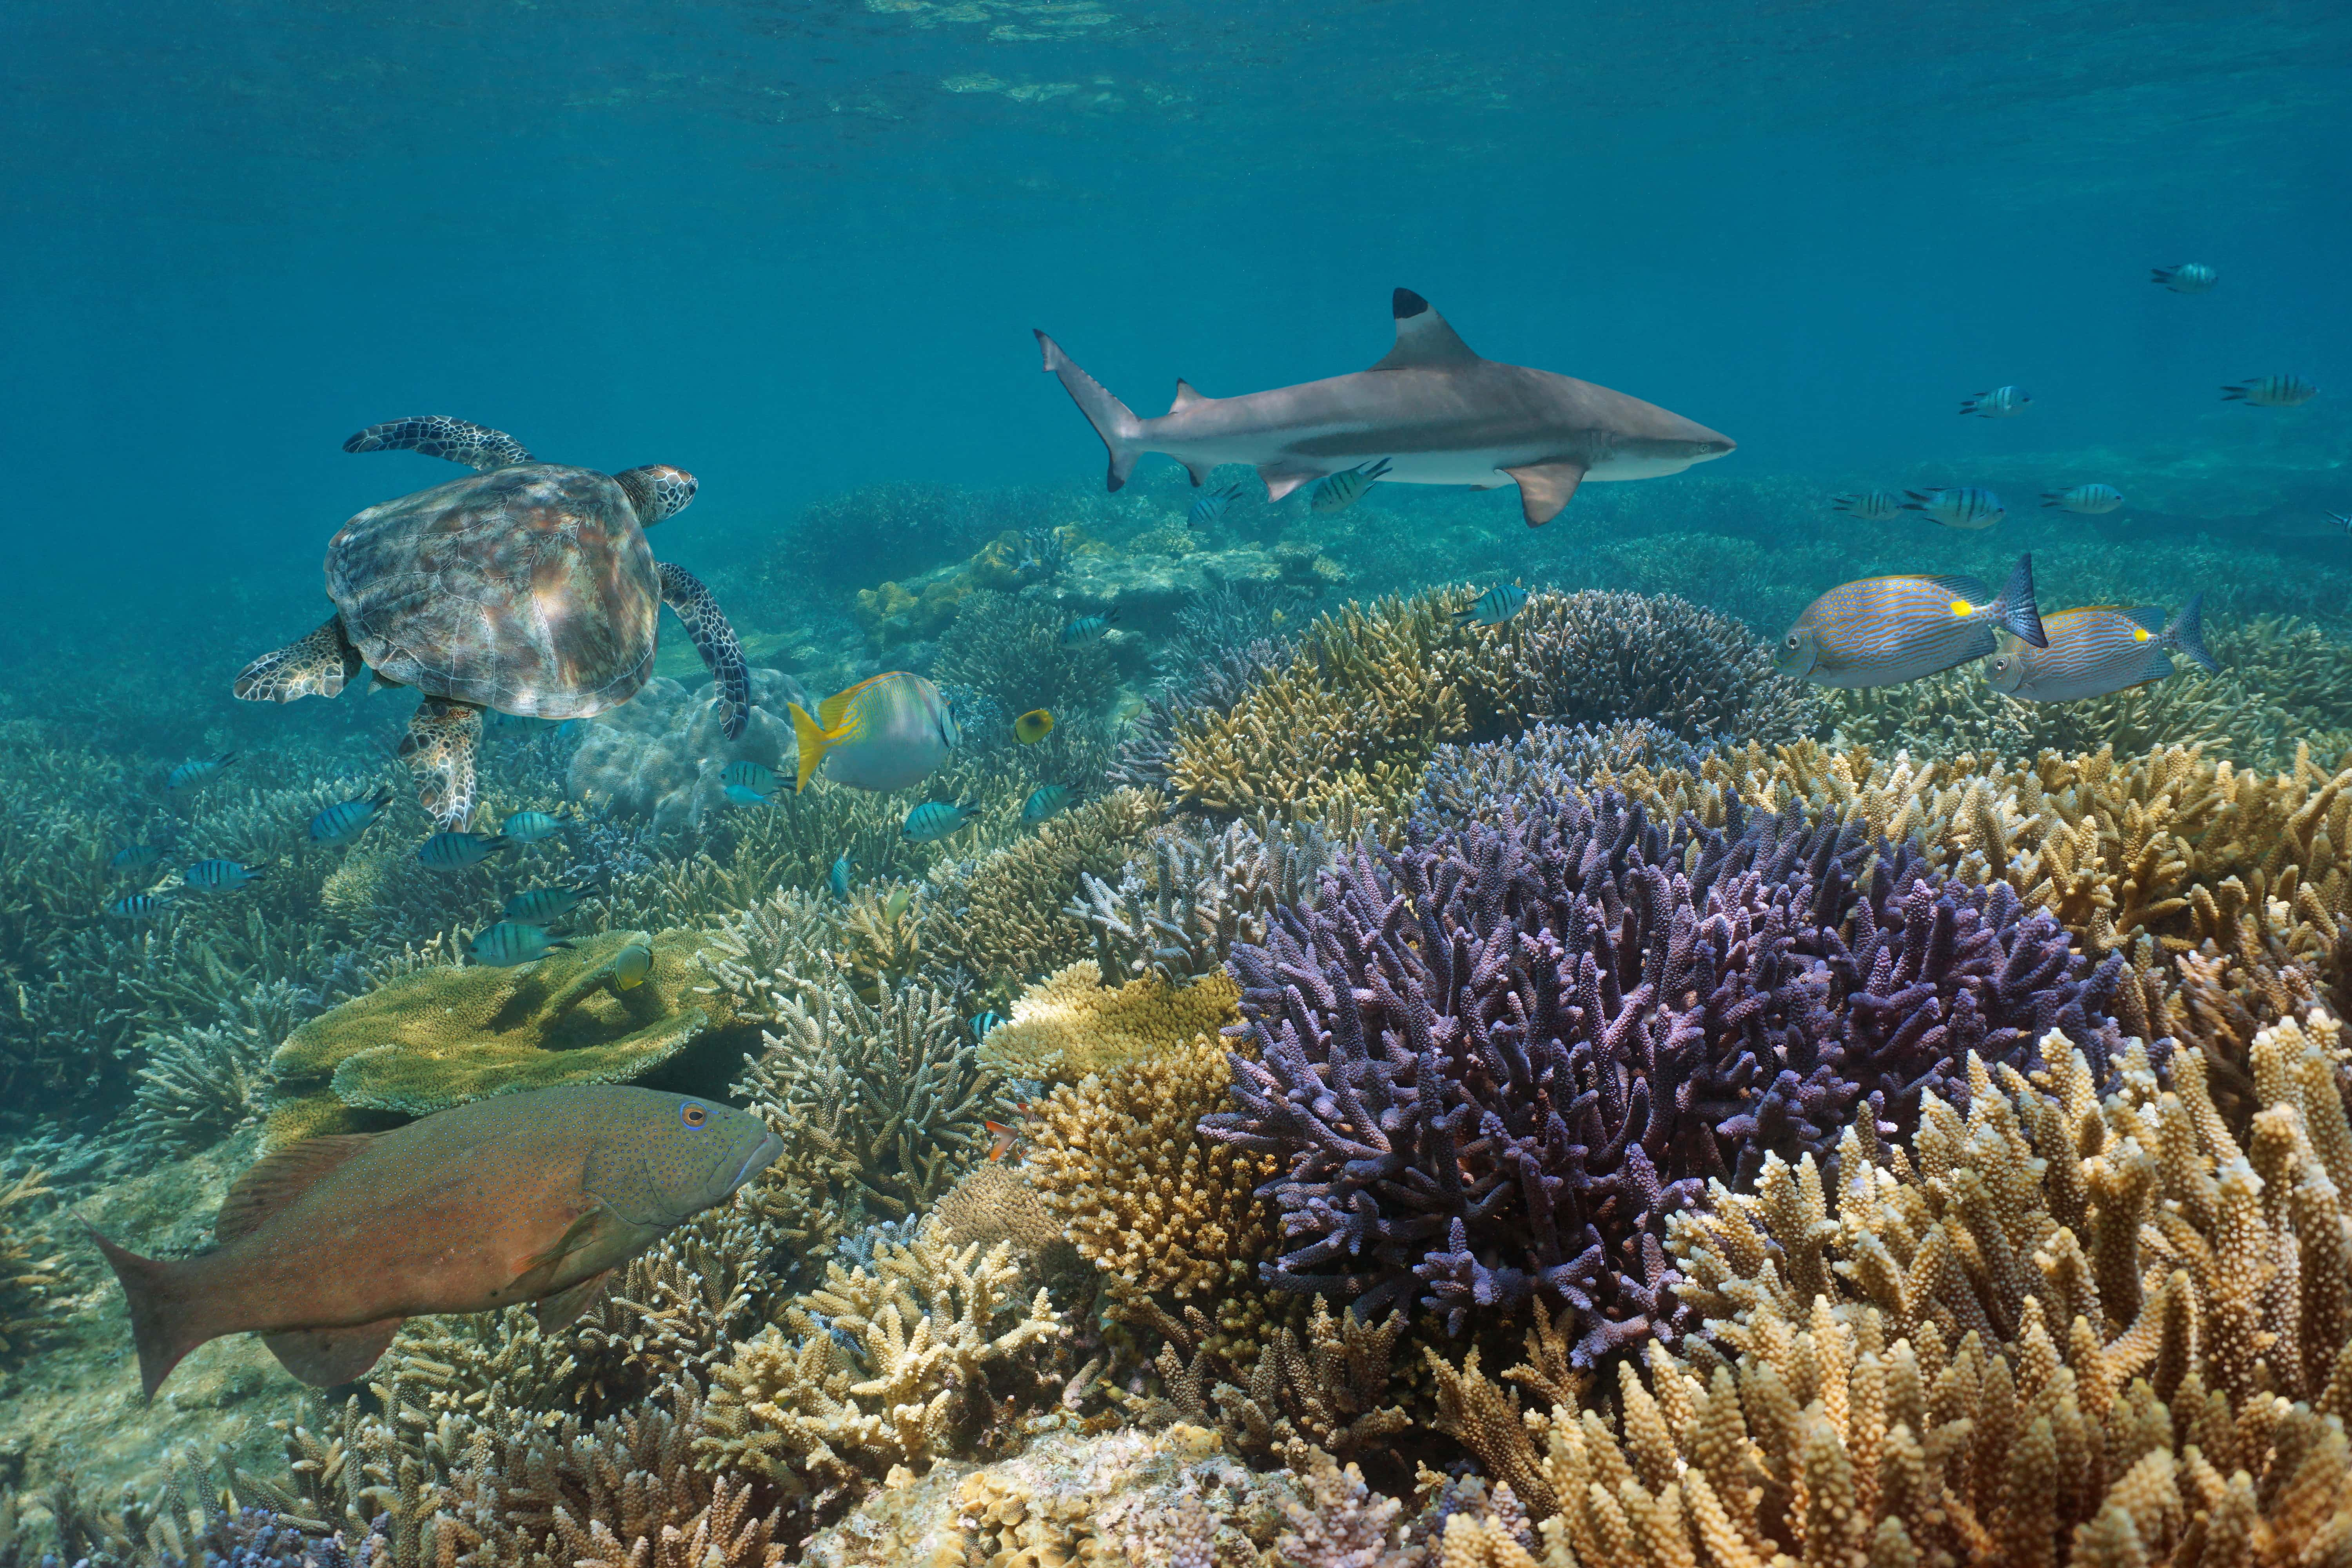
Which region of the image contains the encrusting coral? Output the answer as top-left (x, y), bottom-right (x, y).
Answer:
top-left (1205, 788), bottom-right (2131, 1363)
top-left (696, 1214), bottom-right (1066, 1495)
top-left (976, 958), bottom-right (1240, 1089)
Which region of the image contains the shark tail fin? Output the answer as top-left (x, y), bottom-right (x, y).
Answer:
top-left (1993, 554), bottom-right (2047, 649)
top-left (2163, 593), bottom-right (2218, 673)
top-left (788, 703), bottom-right (832, 793)
top-left (1035, 330), bottom-right (1144, 492)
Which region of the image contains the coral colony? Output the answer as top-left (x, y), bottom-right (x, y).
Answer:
top-left (7, 467), bottom-right (2352, 1568)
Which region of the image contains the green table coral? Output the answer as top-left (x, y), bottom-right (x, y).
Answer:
top-left (265, 929), bottom-right (749, 1145)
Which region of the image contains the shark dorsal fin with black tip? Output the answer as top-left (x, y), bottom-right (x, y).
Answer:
top-left (1170, 379), bottom-right (1209, 413)
top-left (1373, 289), bottom-right (1481, 371)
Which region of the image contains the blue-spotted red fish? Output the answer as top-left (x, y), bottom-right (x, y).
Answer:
top-left (1903, 487), bottom-right (2005, 530)
top-left (902, 798), bottom-right (976, 842)
top-left (2152, 262), bottom-right (2217, 293)
top-left (1986, 597), bottom-right (2216, 703)
top-left (168, 752), bottom-right (236, 795)
top-left (86, 1085), bottom-right (782, 1396)
top-left (2042, 484), bottom-right (2124, 515)
top-left (1830, 490), bottom-right (1905, 523)
top-left (310, 787), bottom-right (392, 847)
top-left (1774, 554), bottom-right (2046, 690)
top-left (788, 671), bottom-right (959, 793)
top-left (1959, 386), bottom-right (2031, 418)
top-left (1453, 583), bottom-right (1528, 628)
top-left (2223, 375), bottom-right (2316, 407)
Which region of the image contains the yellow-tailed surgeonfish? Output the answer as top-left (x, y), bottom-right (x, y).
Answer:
top-left (788, 671), bottom-right (959, 793)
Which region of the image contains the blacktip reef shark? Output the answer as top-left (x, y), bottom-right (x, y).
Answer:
top-left (1034, 289), bottom-right (1735, 526)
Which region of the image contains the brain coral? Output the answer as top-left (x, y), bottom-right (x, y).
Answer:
top-left (1163, 588), bottom-right (1824, 818)
top-left (568, 668), bottom-right (808, 829)
top-left (1202, 789), bottom-right (2131, 1364)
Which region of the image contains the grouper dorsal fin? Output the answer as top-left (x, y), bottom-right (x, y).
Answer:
top-left (216, 1133), bottom-right (379, 1245)
top-left (1372, 288), bottom-right (1481, 371)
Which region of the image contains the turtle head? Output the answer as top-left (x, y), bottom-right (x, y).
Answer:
top-left (614, 465), bottom-right (697, 526)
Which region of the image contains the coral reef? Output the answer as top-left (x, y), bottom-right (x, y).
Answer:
top-left (976, 960), bottom-right (1239, 1088)
top-left (268, 929), bottom-right (747, 1144)
top-left (927, 787), bottom-right (1167, 995)
top-left (569, 669), bottom-right (808, 830)
top-left (0, 1168), bottom-right (66, 1363)
top-left (1071, 813), bottom-right (1334, 985)
top-left (1164, 589), bottom-right (1823, 818)
top-left (1206, 790), bottom-right (2129, 1359)
top-left (928, 588), bottom-right (1124, 722)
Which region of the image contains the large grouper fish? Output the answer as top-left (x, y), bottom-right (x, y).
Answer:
top-left (87, 1085), bottom-right (783, 1396)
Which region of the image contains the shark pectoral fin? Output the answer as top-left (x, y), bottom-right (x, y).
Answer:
top-left (1182, 461), bottom-right (1213, 486)
top-left (1505, 461), bottom-right (1588, 526)
top-left (1258, 466), bottom-right (1322, 503)
top-left (1370, 288), bottom-right (1482, 371)
top-left (262, 1317), bottom-right (404, 1388)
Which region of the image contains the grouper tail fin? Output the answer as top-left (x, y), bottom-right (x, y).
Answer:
top-left (1035, 330), bottom-right (1144, 492)
top-left (84, 1221), bottom-right (206, 1399)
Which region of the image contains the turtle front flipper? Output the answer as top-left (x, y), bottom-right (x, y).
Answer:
top-left (399, 698), bottom-right (484, 828)
top-left (234, 617), bottom-right (365, 702)
top-left (344, 417), bottom-right (533, 474)
top-left (656, 562), bottom-right (749, 741)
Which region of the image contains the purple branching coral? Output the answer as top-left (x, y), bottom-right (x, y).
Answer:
top-left (1199, 789), bottom-right (2135, 1365)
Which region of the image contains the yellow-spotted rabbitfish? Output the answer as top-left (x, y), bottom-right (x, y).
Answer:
top-left (1309, 457), bottom-right (1391, 513)
top-left (1903, 487), bottom-right (2005, 530)
top-left (185, 858), bottom-right (263, 891)
top-left (1014, 708), bottom-right (1055, 744)
top-left (788, 671), bottom-right (958, 793)
top-left (612, 941), bottom-right (655, 990)
top-left (903, 799), bottom-right (976, 842)
top-left (418, 830), bottom-right (512, 870)
top-left (2042, 484), bottom-right (2124, 515)
top-left (310, 786), bottom-right (392, 846)
top-left (1830, 490), bottom-right (1906, 523)
top-left (505, 886), bottom-right (586, 923)
top-left (1987, 597), bottom-right (2216, 703)
top-left (469, 921), bottom-right (572, 967)
top-left (167, 751), bottom-right (236, 795)
top-left (1453, 583), bottom-right (1528, 628)
top-left (2222, 375), bottom-right (2317, 408)
top-left (1775, 554), bottom-right (2046, 690)
top-left (501, 810), bottom-right (563, 843)
top-left (1022, 784), bottom-right (1072, 824)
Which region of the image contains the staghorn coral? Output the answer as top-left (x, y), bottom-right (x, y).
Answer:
top-left (927, 787), bottom-right (1167, 996)
top-left (1406, 1017), bottom-right (2352, 1568)
top-left (0, 1168), bottom-right (66, 1363)
top-left (1024, 1034), bottom-right (1281, 1302)
top-left (1071, 814), bottom-right (1335, 985)
top-left (731, 970), bottom-right (1002, 1229)
top-left (929, 588), bottom-right (1124, 722)
top-left (1163, 589), bottom-right (1822, 818)
top-left (977, 960), bottom-right (1240, 1088)
top-left (267, 929), bottom-right (748, 1144)
top-left (1205, 790), bottom-right (2131, 1362)
top-left (566, 669), bottom-right (806, 830)
top-left (125, 977), bottom-right (314, 1156)
top-left (695, 1216), bottom-right (1066, 1492)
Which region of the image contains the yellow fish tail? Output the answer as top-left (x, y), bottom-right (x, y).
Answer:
top-left (788, 702), bottom-right (832, 793)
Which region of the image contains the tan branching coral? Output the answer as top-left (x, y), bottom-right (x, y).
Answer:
top-left (1024, 1035), bottom-right (1278, 1299)
top-left (977, 959), bottom-right (1240, 1087)
top-left (696, 1217), bottom-right (1065, 1491)
top-left (929, 788), bottom-right (1167, 995)
top-left (0, 1168), bottom-right (65, 1361)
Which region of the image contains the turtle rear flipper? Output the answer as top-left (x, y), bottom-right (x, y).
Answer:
top-left (400, 698), bottom-right (484, 828)
top-left (657, 562), bottom-right (749, 741)
top-left (344, 417), bottom-right (533, 473)
top-left (235, 618), bottom-right (364, 702)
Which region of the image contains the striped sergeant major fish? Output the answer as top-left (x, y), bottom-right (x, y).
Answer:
top-left (1958, 386), bottom-right (2031, 418)
top-left (1452, 583), bottom-right (1529, 627)
top-left (310, 786), bottom-right (393, 846)
top-left (168, 752), bottom-right (236, 794)
top-left (468, 921), bottom-right (573, 967)
top-left (417, 830), bottom-right (512, 869)
top-left (1774, 554), bottom-right (2046, 690)
top-left (184, 858), bottom-right (263, 891)
top-left (1829, 490), bottom-right (1905, 523)
top-left (1308, 457), bottom-right (1391, 513)
top-left (1985, 597), bottom-right (2217, 703)
top-left (2151, 262), bottom-right (2217, 293)
top-left (1903, 487), bottom-right (2005, 530)
top-left (2221, 375), bottom-right (2317, 407)
top-left (2041, 484), bottom-right (2124, 515)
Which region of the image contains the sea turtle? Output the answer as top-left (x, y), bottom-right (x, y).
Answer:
top-left (236, 417), bottom-right (749, 828)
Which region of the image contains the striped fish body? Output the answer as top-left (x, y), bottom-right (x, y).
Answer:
top-left (1455, 584), bottom-right (1529, 627)
top-left (1188, 482), bottom-right (1244, 528)
top-left (417, 831), bottom-right (511, 869)
top-left (504, 886), bottom-right (584, 922)
top-left (789, 671), bottom-right (958, 793)
top-left (903, 799), bottom-right (974, 842)
top-left (1022, 785), bottom-right (1072, 823)
top-left (1308, 457), bottom-right (1392, 514)
top-left (501, 810), bottom-right (563, 842)
top-left (168, 752), bottom-right (235, 793)
top-left (469, 921), bottom-right (569, 967)
top-left (111, 843), bottom-right (165, 871)
top-left (1779, 575), bottom-right (2004, 689)
top-left (2152, 263), bottom-right (2217, 293)
top-left (1830, 490), bottom-right (1905, 523)
top-left (1988, 608), bottom-right (2171, 701)
top-left (829, 853), bottom-right (853, 900)
top-left (2222, 375), bottom-right (2316, 407)
top-left (722, 784), bottom-right (769, 807)
top-left (310, 788), bottom-right (392, 846)
top-left (722, 761), bottom-right (777, 794)
top-left (2042, 484), bottom-right (2124, 515)
top-left (1960, 386), bottom-right (2031, 418)
top-left (970, 1010), bottom-right (1005, 1037)
top-left (108, 893), bottom-right (168, 920)
top-left (1904, 487), bottom-right (2005, 530)
top-left (184, 858), bottom-right (260, 891)
top-left (1060, 616), bottom-right (1113, 644)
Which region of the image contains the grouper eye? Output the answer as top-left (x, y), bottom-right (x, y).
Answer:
top-left (680, 1102), bottom-right (708, 1129)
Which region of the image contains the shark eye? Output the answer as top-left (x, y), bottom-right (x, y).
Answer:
top-left (680, 1102), bottom-right (708, 1130)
